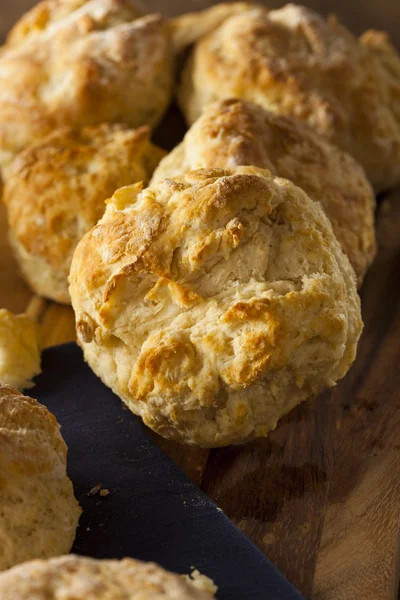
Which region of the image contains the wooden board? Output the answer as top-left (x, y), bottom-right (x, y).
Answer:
top-left (0, 2), bottom-right (399, 599)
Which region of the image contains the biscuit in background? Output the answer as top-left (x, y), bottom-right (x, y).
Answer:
top-left (4, 124), bottom-right (165, 304)
top-left (176, 3), bottom-right (400, 192)
top-left (0, 0), bottom-right (173, 172)
top-left (0, 555), bottom-right (216, 599)
top-left (152, 98), bottom-right (376, 286)
top-left (0, 384), bottom-right (81, 571)
top-left (70, 167), bottom-right (362, 447)
top-left (0, 309), bottom-right (41, 390)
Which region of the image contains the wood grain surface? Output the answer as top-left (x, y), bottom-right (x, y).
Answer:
top-left (0, 2), bottom-right (399, 599)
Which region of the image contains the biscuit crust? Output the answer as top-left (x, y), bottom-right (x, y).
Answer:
top-left (0, 309), bottom-right (42, 389)
top-left (70, 167), bottom-right (362, 447)
top-left (4, 124), bottom-right (165, 303)
top-left (0, 555), bottom-right (216, 599)
top-left (0, 0), bottom-right (173, 171)
top-left (153, 99), bottom-right (376, 286)
top-left (0, 385), bottom-right (81, 571)
top-left (177, 3), bottom-right (400, 192)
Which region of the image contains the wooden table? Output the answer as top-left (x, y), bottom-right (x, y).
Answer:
top-left (1, 2), bottom-right (400, 599)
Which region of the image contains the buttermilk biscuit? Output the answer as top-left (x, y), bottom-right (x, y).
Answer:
top-left (168, 2), bottom-right (252, 54)
top-left (0, 309), bottom-right (41, 390)
top-left (0, 0), bottom-right (173, 172)
top-left (152, 99), bottom-right (376, 286)
top-left (0, 555), bottom-right (217, 599)
top-left (0, 385), bottom-right (81, 571)
top-left (70, 167), bottom-right (362, 447)
top-left (177, 3), bottom-right (400, 192)
top-left (4, 124), bottom-right (165, 304)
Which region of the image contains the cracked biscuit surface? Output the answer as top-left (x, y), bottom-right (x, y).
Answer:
top-left (153, 99), bottom-right (376, 286)
top-left (0, 555), bottom-right (216, 599)
top-left (177, 3), bottom-right (400, 192)
top-left (0, 384), bottom-right (81, 571)
top-left (70, 167), bottom-right (362, 447)
top-left (4, 123), bottom-right (164, 304)
top-left (0, 0), bottom-right (173, 171)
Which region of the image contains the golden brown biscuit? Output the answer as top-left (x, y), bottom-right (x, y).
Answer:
top-left (4, 124), bottom-right (165, 304)
top-left (152, 99), bottom-right (376, 285)
top-left (0, 555), bottom-right (216, 599)
top-left (177, 3), bottom-right (400, 192)
top-left (0, 0), bottom-right (173, 172)
top-left (0, 309), bottom-right (41, 389)
top-left (0, 384), bottom-right (81, 571)
top-left (168, 2), bottom-right (252, 54)
top-left (4, 0), bottom-right (111, 48)
top-left (70, 167), bottom-right (362, 447)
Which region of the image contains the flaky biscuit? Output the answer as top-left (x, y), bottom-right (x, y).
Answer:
top-left (4, 123), bottom-right (164, 304)
top-left (0, 384), bottom-right (81, 571)
top-left (177, 3), bottom-right (400, 192)
top-left (4, 0), bottom-right (143, 49)
top-left (0, 0), bottom-right (173, 171)
top-left (152, 99), bottom-right (376, 285)
top-left (70, 167), bottom-right (362, 447)
top-left (0, 555), bottom-right (216, 599)
top-left (0, 309), bottom-right (41, 389)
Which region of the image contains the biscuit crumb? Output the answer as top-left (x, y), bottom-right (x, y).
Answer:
top-left (99, 489), bottom-right (110, 497)
top-left (87, 483), bottom-right (102, 497)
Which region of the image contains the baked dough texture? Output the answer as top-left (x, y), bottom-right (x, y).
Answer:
top-left (4, 123), bottom-right (165, 304)
top-left (152, 99), bottom-right (376, 286)
top-left (0, 0), bottom-right (173, 171)
top-left (177, 3), bottom-right (400, 192)
top-left (0, 555), bottom-right (216, 599)
top-left (0, 384), bottom-right (81, 571)
top-left (0, 309), bottom-right (42, 390)
top-left (168, 2), bottom-right (252, 54)
top-left (70, 167), bottom-right (362, 447)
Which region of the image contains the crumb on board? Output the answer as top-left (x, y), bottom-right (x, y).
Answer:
top-left (87, 483), bottom-right (110, 497)
top-left (87, 483), bottom-right (102, 497)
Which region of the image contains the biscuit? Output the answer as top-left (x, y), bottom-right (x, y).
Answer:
top-left (152, 99), bottom-right (376, 286)
top-left (0, 0), bottom-right (173, 172)
top-left (0, 309), bottom-right (41, 389)
top-left (0, 384), bottom-right (81, 571)
top-left (177, 3), bottom-right (400, 192)
top-left (169, 2), bottom-right (252, 54)
top-left (0, 555), bottom-right (216, 599)
top-left (4, 124), bottom-right (165, 303)
top-left (70, 167), bottom-right (362, 447)
top-left (5, 0), bottom-right (143, 48)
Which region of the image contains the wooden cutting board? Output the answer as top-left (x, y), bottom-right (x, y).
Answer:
top-left (1, 1), bottom-right (399, 599)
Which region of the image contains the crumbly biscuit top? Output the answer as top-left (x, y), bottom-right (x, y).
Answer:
top-left (0, 555), bottom-right (216, 599)
top-left (152, 99), bottom-right (376, 285)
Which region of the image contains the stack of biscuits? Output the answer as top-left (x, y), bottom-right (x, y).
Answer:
top-left (0, 0), bottom-right (399, 596)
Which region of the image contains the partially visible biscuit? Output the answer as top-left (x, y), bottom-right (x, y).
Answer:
top-left (0, 385), bottom-right (81, 571)
top-left (177, 3), bottom-right (400, 192)
top-left (169, 2), bottom-right (252, 53)
top-left (5, 0), bottom-right (144, 49)
top-left (70, 167), bottom-right (362, 447)
top-left (152, 99), bottom-right (376, 285)
top-left (4, 124), bottom-right (165, 303)
top-left (0, 0), bottom-right (173, 171)
top-left (0, 309), bottom-right (41, 390)
top-left (0, 555), bottom-right (216, 598)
